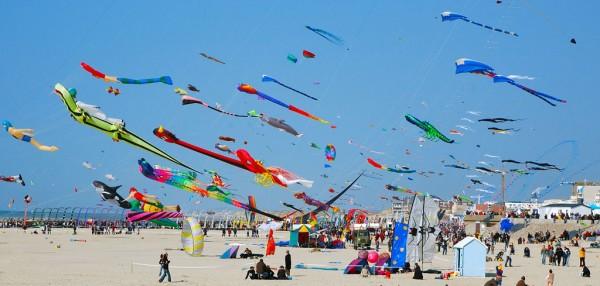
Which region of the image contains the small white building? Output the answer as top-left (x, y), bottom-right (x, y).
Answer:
top-left (454, 237), bottom-right (486, 277)
top-left (538, 203), bottom-right (592, 217)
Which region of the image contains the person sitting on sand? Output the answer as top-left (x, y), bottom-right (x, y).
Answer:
top-left (523, 247), bottom-right (530, 258)
top-left (413, 263), bottom-right (423, 280)
top-left (401, 262), bottom-right (412, 273)
top-left (581, 265), bottom-right (590, 277)
top-left (256, 259), bottom-right (266, 278)
top-left (361, 265), bottom-right (369, 278)
top-left (245, 266), bottom-right (258, 280)
top-left (263, 265), bottom-right (275, 279)
top-left (240, 248), bottom-right (253, 259)
top-left (516, 276), bottom-right (528, 286)
top-left (276, 266), bottom-right (288, 280)
top-left (484, 278), bottom-right (498, 286)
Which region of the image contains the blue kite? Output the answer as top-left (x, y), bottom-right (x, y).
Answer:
top-left (441, 11), bottom-right (518, 37)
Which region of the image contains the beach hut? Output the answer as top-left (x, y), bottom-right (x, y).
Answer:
top-left (453, 237), bottom-right (486, 277)
top-left (289, 224), bottom-right (312, 247)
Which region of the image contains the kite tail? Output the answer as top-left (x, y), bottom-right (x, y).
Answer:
top-left (117, 76), bottom-right (173, 85)
top-left (465, 19), bottom-right (518, 37)
top-left (288, 105), bottom-right (329, 124)
top-left (277, 82), bottom-right (319, 101)
top-left (510, 82), bottom-right (565, 106)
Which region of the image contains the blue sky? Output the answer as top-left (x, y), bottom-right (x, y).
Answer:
top-left (1, 1), bottom-right (599, 212)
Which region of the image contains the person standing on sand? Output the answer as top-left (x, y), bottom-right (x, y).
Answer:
top-left (159, 253), bottom-right (171, 283)
top-left (578, 247), bottom-right (586, 267)
top-left (545, 269), bottom-right (554, 286)
top-left (516, 276), bottom-right (528, 286)
top-left (158, 253), bottom-right (164, 277)
top-left (285, 250), bottom-right (291, 276)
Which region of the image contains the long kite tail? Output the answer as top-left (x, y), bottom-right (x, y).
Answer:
top-left (461, 18), bottom-right (519, 37)
top-left (126, 211), bottom-right (183, 222)
top-left (181, 95), bottom-right (250, 117)
top-left (275, 81), bottom-right (318, 101)
top-left (305, 26), bottom-right (344, 45)
top-left (288, 105), bottom-right (330, 124)
top-left (508, 81), bottom-right (565, 106)
top-left (117, 76), bottom-right (173, 85)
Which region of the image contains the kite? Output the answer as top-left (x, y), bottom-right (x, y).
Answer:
top-left (80, 62), bottom-right (172, 85)
top-left (461, 118), bottom-right (474, 123)
top-left (325, 144), bottom-right (336, 162)
top-left (287, 54), bottom-right (298, 63)
top-left (199, 52), bottom-right (225, 64)
top-left (478, 117), bottom-right (519, 123)
top-left (24, 195), bottom-right (32, 204)
top-left (384, 184), bottom-right (427, 196)
top-left (456, 125), bottom-right (474, 131)
top-left (470, 179), bottom-right (482, 185)
top-left (126, 211), bottom-right (182, 222)
top-left (475, 167), bottom-right (501, 174)
top-left (367, 158), bottom-right (416, 173)
top-left (260, 114), bottom-right (303, 137)
top-left (302, 50), bottom-right (316, 58)
top-left (153, 126), bottom-right (312, 188)
top-left (444, 164), bottom-right (469, 170)
top-left (54, 83), bottom-right (197, 172)
top-left (441, 12), bottom-right (518, 37)
top-left (525, 161), bottom-right (562, 171)
top-left (305, 26), bottom-right (344, 45)
top-left (82, 161), bottom-right (96, 170)
top-left (187, 84), bottom-right (200, 92)
top-left (218, 136), bottom-right (236, 142)
top-left (181, 217), bottom-right (205, 256)
top-left (484, 154), bottom-right (501, 159)
top-left (405, 114), bottom-right (454, 143)
top-left (215, 143), bottom-right (233, 154)
top-left (347, 139), bottom-right (384, 155)
top-left (310, 143), bottom-right (321, 149)
top-left (570, 38), bottom-right (577, 44)
top-left (455, 58), bottom-right (566, 106)
top-left (92, 180), bottom-right (132, 209)
top-left (8, 199), bottom-right (14, 208)
top-left (105, 174), bottom-right (117, 181)
top-left (174, 87), bottom-right (188, 96)
top-left (449, 130), bottom-right (464, 136)
top-left (0, 174), bottom-right (25, 186)
top-left (238, 84), bottom-right (330, 124)
top-left (106, 86), bottom-right (120, 96)
top-left (502, 159), bottom-right (523, 164)
top-left (282, 202), bottom-right (303, 213)
top-left (181, 95), bottom-right (256, 118)
top-left (294, 192), bottom-right (339, 213)
top-left (139, 158), bottom-right (282, 220)
top-left (488, 127), bottom-right (519, 134)
top-left (467, 111), bottom-right (482, 116)
top-left (262, 75), bottom-right (318, 101)
top-left (2, 121), bottom-right (59, 152)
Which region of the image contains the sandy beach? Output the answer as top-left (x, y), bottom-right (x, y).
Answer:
top-left (1, 223), bottom-right (598, 286)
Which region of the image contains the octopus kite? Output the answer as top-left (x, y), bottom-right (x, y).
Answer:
top-left (294, 192), bottom-right (339, 213)
top-left (138, 158), bottom-right (282, 220)
top-left (405, 114), bottom-right (454, 143)
top-left (81, 62), bottom-right (172, 85)
top-left (3, 121), bottom-right (59, 152)
top-left (54, 83), bottom-right (196, 172)
top-left (367, 158), bottom-right (416, 173)
top-left (455, 58), bottom-right (566, 106)
top-left (238, 84), bottom-right (329, 124)
top-left (154, 126), bottom-right (312, 188)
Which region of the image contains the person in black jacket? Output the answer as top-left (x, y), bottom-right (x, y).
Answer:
top-left (413, 263), bottom-right (423, 280)
top-left (285, 250), bottom-right (292, 276)
top-left (276, 266), bottom-right (288, 280)
top-left (245, 266), bottom-right (258, 280)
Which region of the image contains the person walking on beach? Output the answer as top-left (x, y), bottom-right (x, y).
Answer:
top-left (284, 250), bottom-right (291, 276)
top-left (545, 269), bottom-right (554, 286)
top-left (159, 253), bottom-right (171, 283)
top-left (578, 247), bottom-right (586, 267)
top-left (221, 228), bottom-right (226, 237)
top-left (563, 246), bottom-right (571, 266)
top-left (158, 253), bottom-right (165, 277)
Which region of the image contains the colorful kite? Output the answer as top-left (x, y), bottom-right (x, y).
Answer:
top-left (215, 143), bottom-right (233, 154)
top-left (405, 114), bottom-right (454, 143)
top-left (3, 121), bottom-right (59, 152)
top-left (302, 50), bottom-right (316, 58)
top-left (367, 158), bottom-right (416, 174)
top-left (441, 12), bottom-right (518, 37)
top-left (0, 174), bottom-right (25, 186)
top-left (138, 158), bottom-right (282, 220)
top-left (199, 53), bottom-right (225, 64)
top-left (238, 84), bottom-right (329, 124)
top-left (488, 127), bottom-right (519, 134)
top-left (262, 75), bottom-right (318, 101)
top-left (218, 136), bottom-right (236, 142)
top-left (259, 113), bottom-right (303, 137)
top-left (153, 126), bottom-right (312, 188)
top-left (294, 192), bottom-right (339, 213)
top-left (181, 95), bottom-right (256, 118)
top-left (54, 83), bottom-right (197, 172)
top-left (287, 54), bottom-right (298, 63)
top-left (80, 62), bottom-right (172, 85)
top-left (305, 26), bottom-right (344, 45)
top-left (384, 184), bottom-right (427, 196)
top-left (325, 144), bottom-right (336, 162)
top-left (126, 211), bottom-right (182, 222)
top-left (181, 217), bottom-right (205, 256)
top-left (455, 58), bottom-right (566, 106)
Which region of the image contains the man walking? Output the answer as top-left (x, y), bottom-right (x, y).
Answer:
top-left (285, 250), bottom-right (292, 276)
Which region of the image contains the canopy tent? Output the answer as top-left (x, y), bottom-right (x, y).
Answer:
top-left (289, 224), bottom-right (312, 247)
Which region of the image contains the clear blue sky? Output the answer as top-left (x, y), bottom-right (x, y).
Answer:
top-left (2, 1), bottom-right (599, 212)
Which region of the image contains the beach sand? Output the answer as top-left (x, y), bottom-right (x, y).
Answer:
top-left (0, 227), bottom-right (598, 286)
